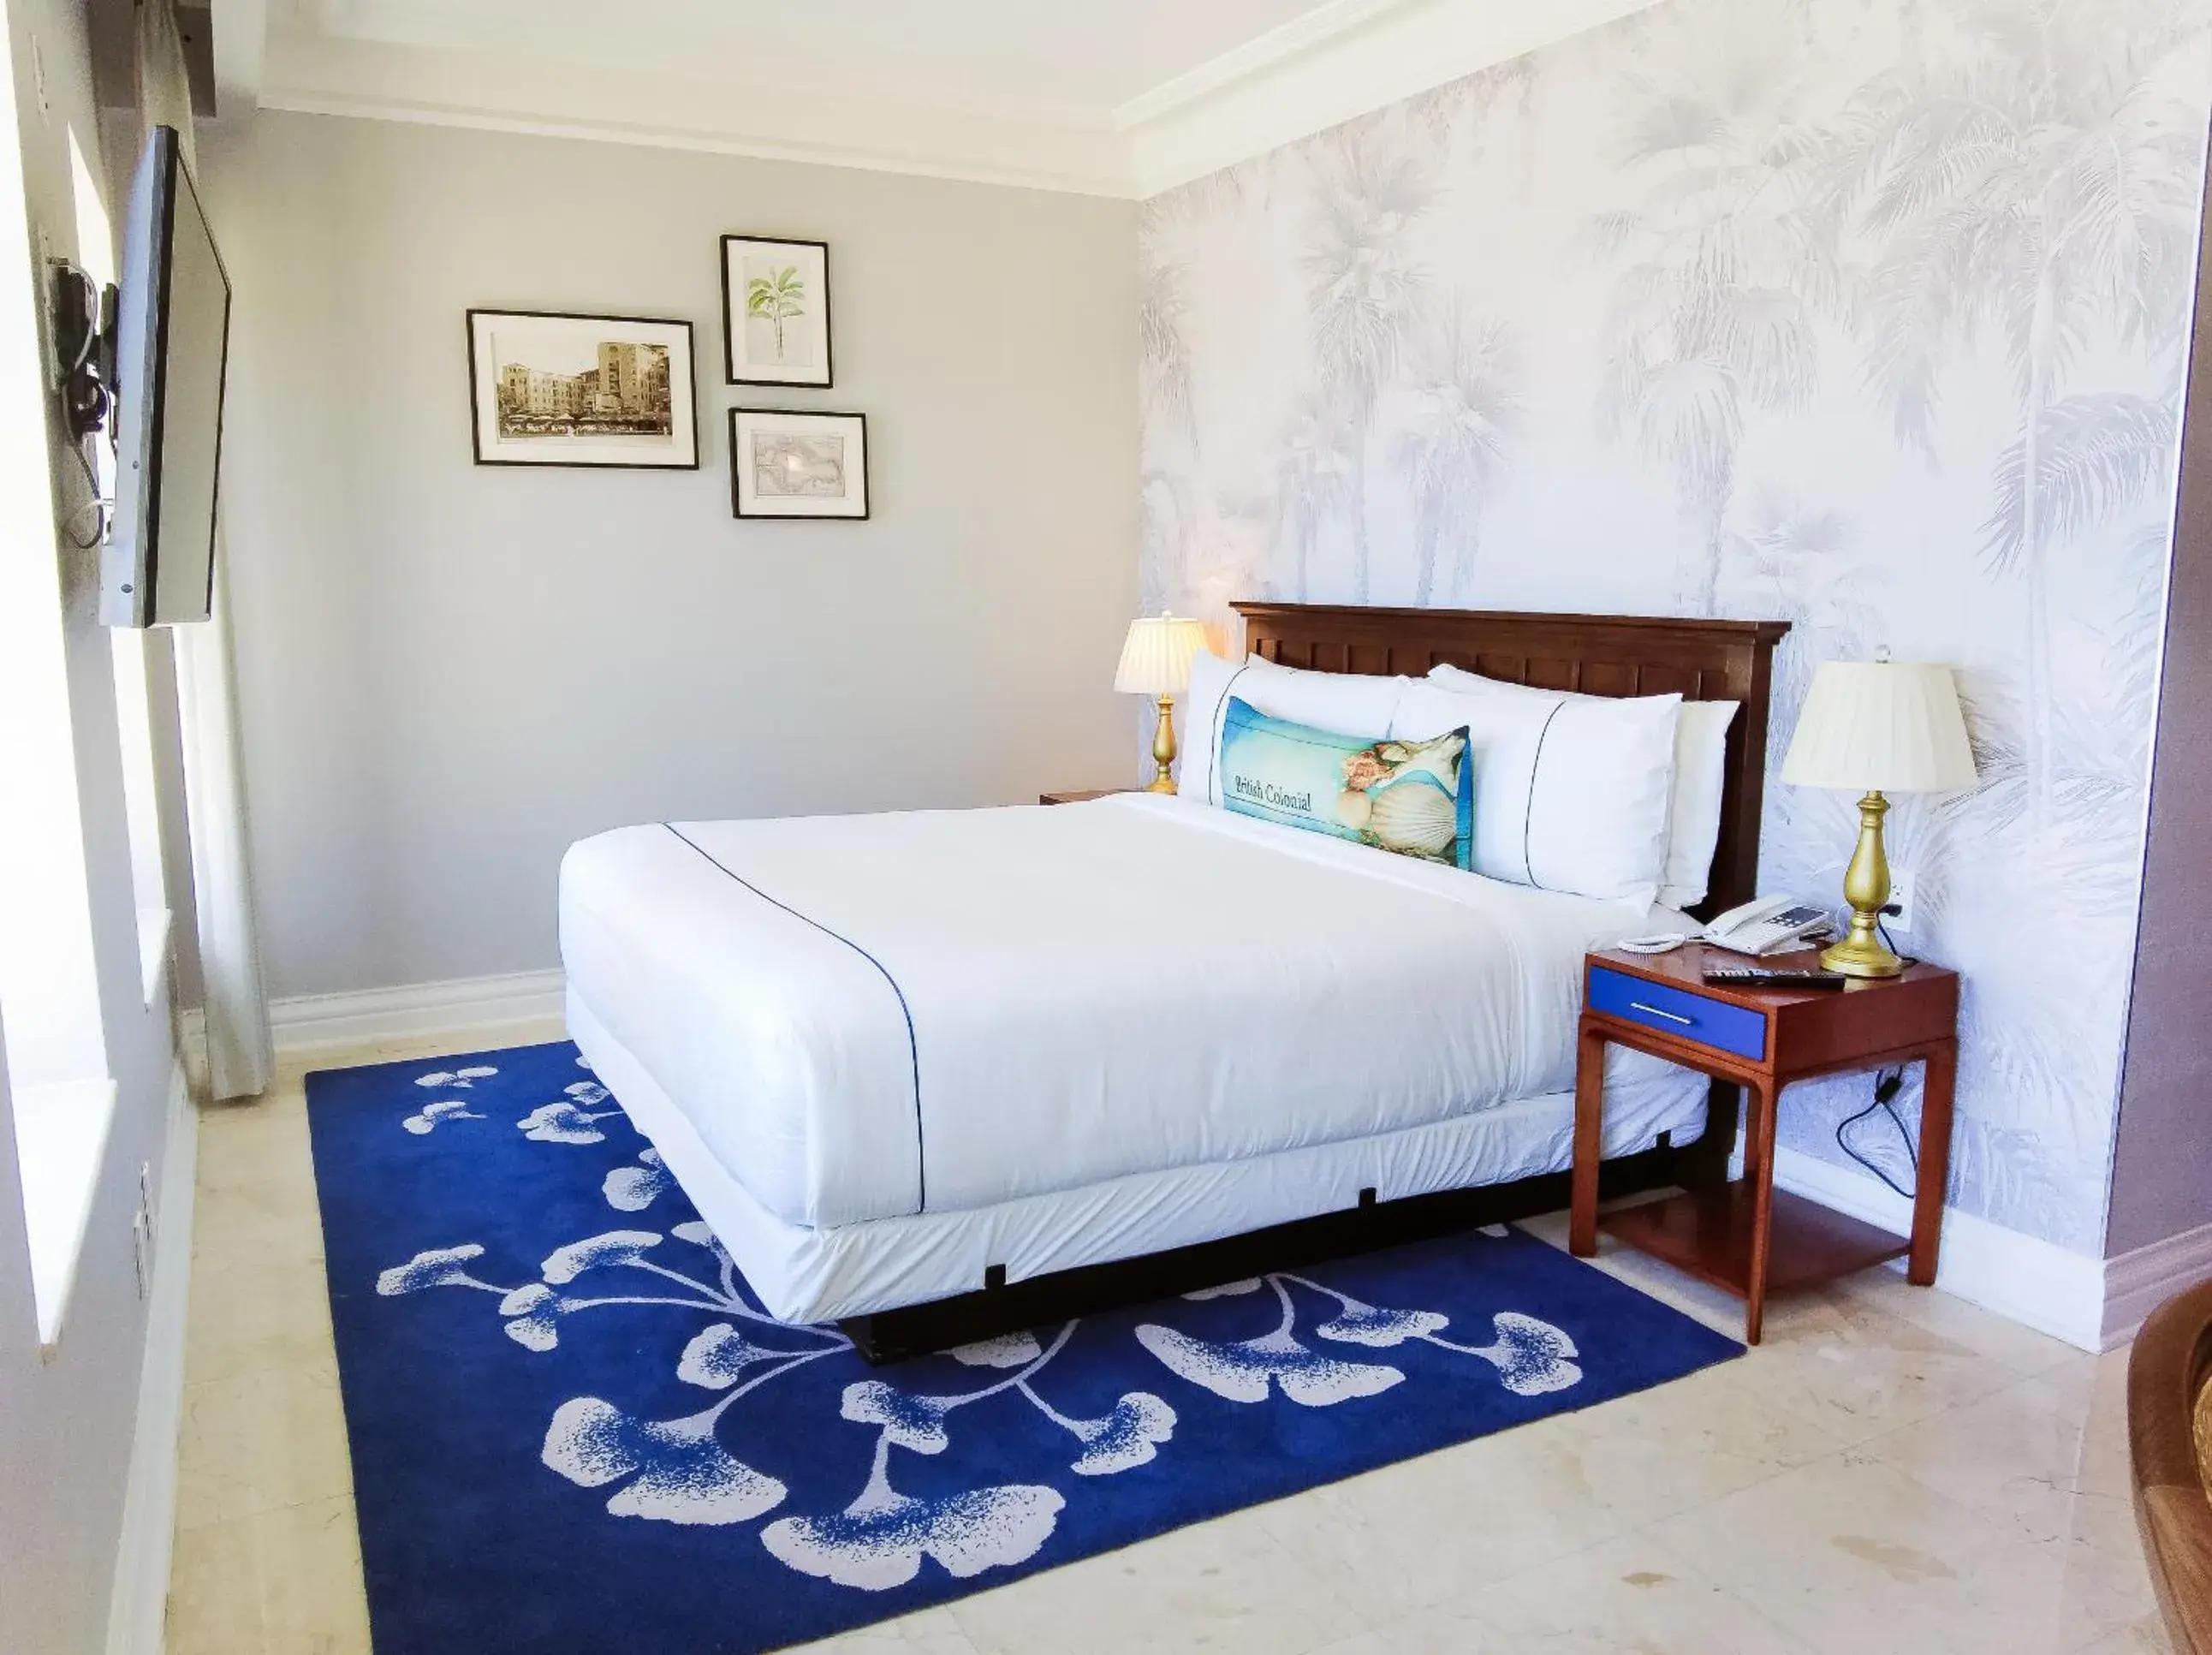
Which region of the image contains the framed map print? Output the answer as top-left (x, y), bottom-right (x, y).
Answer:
top-left (728, 408), bottom-right (869, 520)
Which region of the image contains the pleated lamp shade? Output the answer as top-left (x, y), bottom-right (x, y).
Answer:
top-left (1782, 661), bottom-right (1977, 794)
top-left (1113, 614), bottom-right (1210, 697)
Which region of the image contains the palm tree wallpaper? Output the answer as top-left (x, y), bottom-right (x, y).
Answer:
top-left (1137, 0), bottom-right (2212, 1255)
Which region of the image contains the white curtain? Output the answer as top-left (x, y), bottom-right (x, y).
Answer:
top-left (138, 1), bottom-right (271, 1098)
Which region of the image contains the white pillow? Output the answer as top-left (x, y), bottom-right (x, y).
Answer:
top-left (1428, 664), bottom-right (1738, 910)
top-left (1180, 651), bottom-right (1412, 807)
top-left (1390, 680), bottom-right (1680, 908)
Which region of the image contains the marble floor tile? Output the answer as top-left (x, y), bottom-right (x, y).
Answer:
top-left (1248, 1414), bottom-right (1631, 1616)
top-left (2073, 1621), bottom-right (2178, 1654)
top-left (166, 1494), bottom-right (373, 1655)
top-left (1823, 1265), bottom-right (2087, 1378)
top-left (1537, 1360), bottom-right (1842, 1527)
top-left (1862, 1370), bottom-right (2141, 1557)
top-left (1648, 1452), bottom-right (2150, 1655)
top-left (949, 1504), bottom-right (1369, 1655)
top-left (1310, 1530), bottom-right (1822, 1655)
top-left (175, 1358), bottom-right (356, 1531)
top-left (1706, 1291), bottom-right (2019, 1446)
top-left (191, 1167), bottom-right (328, 1265)
top-left (794, 1605), bottom-right (983, 1655)
top-left (183, 1248), bottom-right (336, 1387)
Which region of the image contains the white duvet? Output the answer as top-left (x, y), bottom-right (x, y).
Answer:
top-left (559, 795), bottom-right (1688, 1234)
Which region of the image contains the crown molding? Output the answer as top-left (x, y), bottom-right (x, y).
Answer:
top-left (233, 0), bottom-right (1659, 199)
top-left (1123, 0), bottom-right (1663, 196)
top-left (1112, 0), bottom-right (1413, 131)
top-left (257, 25), bottom-right (1134, 195)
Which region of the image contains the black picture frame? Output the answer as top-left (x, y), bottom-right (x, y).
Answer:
top-left (728, 407), bottom-right (870, 521)
top-left (466, 308), bottom-right (699, 470)
top-left (720, 235), bottom-right (834, 388)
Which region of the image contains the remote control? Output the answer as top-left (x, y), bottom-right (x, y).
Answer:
top-left (1701, 967), bottom-right (1849, 991)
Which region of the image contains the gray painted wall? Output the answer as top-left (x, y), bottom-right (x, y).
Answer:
top-left (2108, 157), bottom-right (2212, 1260)
top-left (199, 112), bottom-right (1140, 999)
top-left (0, 0), bottom-right (190, 1647)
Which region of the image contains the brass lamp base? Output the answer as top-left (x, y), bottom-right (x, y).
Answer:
top-left (1145, 693), bottom-right (1179, 794)
top-left (1821, 789), bottom-right (1905, 979)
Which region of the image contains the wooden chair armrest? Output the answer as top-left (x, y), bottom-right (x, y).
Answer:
top-left (2131, 1277), bottom-right (2212, 1655)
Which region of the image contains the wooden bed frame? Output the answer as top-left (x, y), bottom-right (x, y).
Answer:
top-left (841, 603), bottom-right (1790, 1363)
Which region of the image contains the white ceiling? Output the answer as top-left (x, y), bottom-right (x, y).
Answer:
top-left (214, 0), bottom-right (1660, 196)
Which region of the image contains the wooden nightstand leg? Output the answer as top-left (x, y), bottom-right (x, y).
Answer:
top-left (1909, 1040), bottom-right (1957, 1288)
top-left (1569, 1021), bottom-right (1606, 1257)
top-left (1744, 1075), bottom-right (1778, 1346)
top-left (1739, 1075), bottom-right (1767, 1184)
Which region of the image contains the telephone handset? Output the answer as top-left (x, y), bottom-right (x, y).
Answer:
top-left (1701, 896), bottom-right (1834, 958)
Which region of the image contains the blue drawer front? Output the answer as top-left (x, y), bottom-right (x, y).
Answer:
top-left (1588, 967), bottom-right (1766, 1062)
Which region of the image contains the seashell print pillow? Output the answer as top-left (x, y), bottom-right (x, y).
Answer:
top-left (1216, 697), bottom-right (1472, 870)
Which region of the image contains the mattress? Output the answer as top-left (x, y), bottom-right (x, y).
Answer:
top-left (568, 988), bottom-right (1708, 1324)
top-left (559, 795), bottom-right (1708, 1319)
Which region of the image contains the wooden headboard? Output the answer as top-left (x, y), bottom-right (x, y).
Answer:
top-left (1234, 602), bottom-right (1792, 920)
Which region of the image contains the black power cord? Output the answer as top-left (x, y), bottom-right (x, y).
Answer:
top-left (1836, 1067), bottom-right (1918, 1198)
top-left (1875, 901), bottom-right (1917, 967)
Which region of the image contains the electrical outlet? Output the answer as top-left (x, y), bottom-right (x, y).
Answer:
top-left (1887, 867), bottom-right (1917, 933)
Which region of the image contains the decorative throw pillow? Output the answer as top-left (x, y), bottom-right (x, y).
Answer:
top-left (1217, 696), bottom-right (1473, 869)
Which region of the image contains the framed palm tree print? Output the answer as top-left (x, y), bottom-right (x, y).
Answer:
top-left (721, 235), bottom-right (832, 387)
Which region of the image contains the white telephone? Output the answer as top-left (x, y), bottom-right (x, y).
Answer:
top-left (1701, 896), bottom-right (1834, 958)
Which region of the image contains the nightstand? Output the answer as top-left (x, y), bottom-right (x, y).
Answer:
top-left (1569, 942), bottom-right (1959, 1343)
top-left (1038, 788), bottom-right (1137, 806)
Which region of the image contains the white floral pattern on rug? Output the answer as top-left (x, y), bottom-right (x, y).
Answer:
top-left (377, 1063), bottom-right (1590, 1593)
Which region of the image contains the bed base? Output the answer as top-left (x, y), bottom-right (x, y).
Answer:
top-left (839, 1081), bottom-right (1736, 1364)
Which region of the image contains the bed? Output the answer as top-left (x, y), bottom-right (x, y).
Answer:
top-left (561, 604), bottom-right (1787, 1360)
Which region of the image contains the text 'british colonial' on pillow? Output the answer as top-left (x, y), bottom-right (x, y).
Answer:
top-left (1217, 697), bottom-right (1473, 870)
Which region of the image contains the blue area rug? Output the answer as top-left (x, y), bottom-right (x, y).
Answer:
top-left (307, 1041), bottom-right (1739, 1654)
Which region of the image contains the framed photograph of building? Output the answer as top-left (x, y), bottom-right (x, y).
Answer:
top-left (721, 235), bottom-right (832, 387)
top-left (728, 408), bottom-right (869, 520)
top-left (467, 310), bottom-right (698, 469)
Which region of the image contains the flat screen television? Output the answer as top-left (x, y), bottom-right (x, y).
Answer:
top-left (101, 125), bottom-right (231, 628)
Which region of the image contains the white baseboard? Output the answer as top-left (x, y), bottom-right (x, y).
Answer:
top-left (2102, 1218), bottom-right (2212, 1348)
top-left (1770, 1146), bottom-right (2108, 1353)
top-left (268, 967), bottom-right (566, 1056)
top-left (104, 1060), bottom-right (197, 1655)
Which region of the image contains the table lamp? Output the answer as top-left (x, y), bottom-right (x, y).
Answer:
top-left (1114, 613), bottom-right (1210, 794)
top-left (1781, 655), bottom-right (1977, 978)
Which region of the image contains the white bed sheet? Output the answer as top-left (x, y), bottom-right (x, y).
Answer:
top-left (568, 989), bottom-right (1707, 1324)
top-left (559, 795), bottom-right (1698, 1234)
